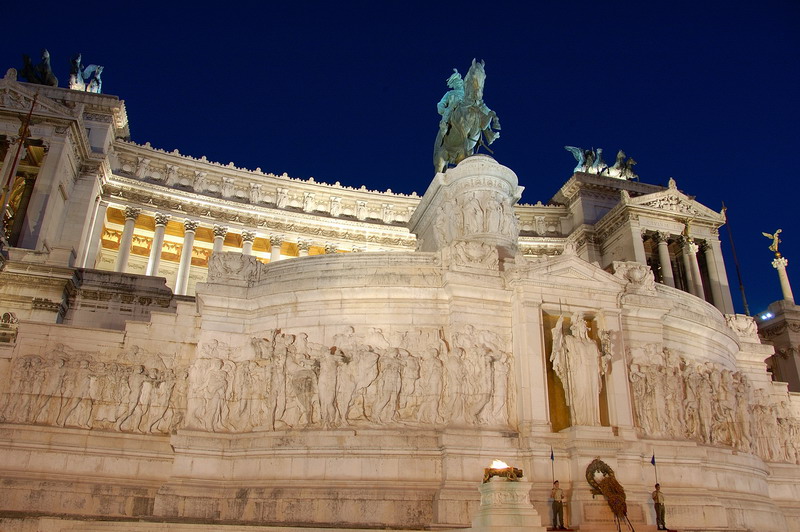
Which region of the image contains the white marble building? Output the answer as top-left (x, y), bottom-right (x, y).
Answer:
top-left (0, 69), bottom-right (798, 532)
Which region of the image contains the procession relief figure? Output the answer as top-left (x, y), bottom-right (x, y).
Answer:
top-left (371, 348), bottom-right (405, 424)
top-left (316, 348), bottom-right (345, 427)
top-left (550, 312), bottom-right (605, 426)
top-left (3, 356), bottom-right (37, 423)
top-left (116, 365), bottom-right (148, 431)
top-left (32, 358), bottom-right (66, 423)
top-left (416, 347), bottom-right (444, 424)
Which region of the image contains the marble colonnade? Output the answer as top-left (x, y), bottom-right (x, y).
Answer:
top-left (642, 229), bottom-right (733, 313)
top-left (90, 204), bottom-right (342, 294)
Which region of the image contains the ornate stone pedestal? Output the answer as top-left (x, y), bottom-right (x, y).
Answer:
top-left (470, 478), bottom-right (546, 531)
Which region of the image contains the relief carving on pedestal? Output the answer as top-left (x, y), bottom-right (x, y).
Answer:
top-left (613, 261), bottom-right (656, 293)
top-left (207, 252), bottom-right (261, 283)
top-left (431, 189), bottom-right (519, 250)
top-left (725, 314), bottom-right (758, 341)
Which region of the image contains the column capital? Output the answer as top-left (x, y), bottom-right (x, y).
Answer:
top-left (153, 212), bottom-right (171, 226)
top-left (773, 257), bottom-right (789, 269)
top-left (183, 219), bottom-right (200, 232)
top-left (270, 234), bottom-right (284, 247)
top-left (324, 243), bottom-right (339, 254)
top-left (123, 206), bottom-right (141, 221)
top-left (653, 231), bottom-right (671, 244)
top-left (213, 224), bottom-right (229, 238)
top-left (687, 241), bottom-right (699, 254)
top-left (297, 239), bottom-right (310, 252)
top-left (242, 230), bottom-right (257, 243)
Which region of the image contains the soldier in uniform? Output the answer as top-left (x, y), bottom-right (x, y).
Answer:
top-left (551, 480), bottom-right (565, 530)
top-left (652, 483), bottom-right (666, 530)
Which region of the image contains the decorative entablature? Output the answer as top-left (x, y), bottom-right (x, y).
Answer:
top-left (515, 200), bottom-right (569, 237)
top-left (551, 171), bottom-right (664, 207)
top-left (104, 175), bottom-right (417, 251)
top-left (517, 236), bottom-right (565, 258)
top-left (111, 140), bottom-right (421, 224)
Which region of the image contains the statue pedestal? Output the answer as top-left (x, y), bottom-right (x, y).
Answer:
top-left (409, 155), bottom-right (522, 257)
top-left (470, 478), bottom-right (546, 531)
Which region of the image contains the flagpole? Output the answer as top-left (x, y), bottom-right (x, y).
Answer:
top-left (651, 452), bottom-right (658, 484)
top-left (550, 446), bottom-right (555, 483)
top-left (722, 201), bottom-right (750, 316)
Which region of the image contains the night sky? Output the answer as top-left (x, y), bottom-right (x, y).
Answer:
top-left (2, 1), bottom-right (797, 315)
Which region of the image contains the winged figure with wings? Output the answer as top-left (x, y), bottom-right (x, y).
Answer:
top-left (762, 229), bottom-right (782, 255)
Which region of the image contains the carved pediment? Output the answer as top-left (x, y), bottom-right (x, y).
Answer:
top-left (522, 254), bottom-right (625, 291)
top-left (0, 79), bottom-right (79, 120)
top-left (631, 187), bottom-right (723, 222)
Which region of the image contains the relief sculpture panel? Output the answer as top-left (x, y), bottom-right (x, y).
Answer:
top-left (187, 325), bottom-right (514, 432)
top-left (0, 326), bottom-right (516, 436)
top-left (627, 344), bottom-right (800, 464)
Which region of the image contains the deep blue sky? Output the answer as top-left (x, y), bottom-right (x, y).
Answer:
top-left (3, 1), bottom-right (798, 315)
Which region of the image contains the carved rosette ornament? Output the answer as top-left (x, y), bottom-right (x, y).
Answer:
top-left (409, 155), bottom-right (522, 258)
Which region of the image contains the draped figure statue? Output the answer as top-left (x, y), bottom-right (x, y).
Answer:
top-left (550, 312), bottom-right (606, 426)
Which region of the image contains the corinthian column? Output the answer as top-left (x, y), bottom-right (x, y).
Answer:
top-left (115, 207), bottom-right (141, 273)
top-left (175, 220), bottom-right (199, 295)
top-left (298, 240), bottom-right (310, 257)
top-left (655, 231), bottom-right (675, 287)
top-left (212, 225), bottom-right (228, 253)
top-left (687, 240), bottom-right (705, 299)
top-left (270, 235), bottom-right (283, 261)
top-left (241, 230), bottom-right (256, 255)
top-left (701, 241), bottom-right (725, 311)
top-left (772, 256), bottom-right (795, 304)
top-left (145, 213), bottom-right (170, 276)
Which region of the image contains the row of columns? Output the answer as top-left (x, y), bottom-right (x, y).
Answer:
top-left (645, 230), bottom-right (733, 313)
top-left (104, 207), bottom-right (347, 295)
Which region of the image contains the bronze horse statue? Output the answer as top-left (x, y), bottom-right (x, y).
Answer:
top-left (433, 60), bottom-right (500, 174)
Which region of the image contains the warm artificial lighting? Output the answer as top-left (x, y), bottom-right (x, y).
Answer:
top-left (483, 460), bottom-right (523, 483)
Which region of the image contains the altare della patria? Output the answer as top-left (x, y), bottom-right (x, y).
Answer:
top-left (0, 52), bottom-right (798, 532)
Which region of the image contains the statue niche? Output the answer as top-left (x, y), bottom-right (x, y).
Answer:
top-left (547, 312), bottom-right (610, 429)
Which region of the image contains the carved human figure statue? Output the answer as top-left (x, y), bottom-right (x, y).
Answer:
top-left (550, 312), bottom-right (604, 426)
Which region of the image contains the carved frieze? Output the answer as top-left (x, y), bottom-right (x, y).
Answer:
top-left (0, 324), bottom-right (515, 435)
top-left (626, 345), bottom-right (799, 464)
